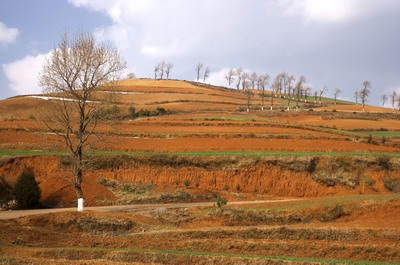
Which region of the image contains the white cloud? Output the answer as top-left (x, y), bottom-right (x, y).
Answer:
top-left (2, 52), bottom-right (50, 95)
top-left (0, 22), bottom-right (19, 45)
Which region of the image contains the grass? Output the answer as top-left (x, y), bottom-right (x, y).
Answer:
top-left (2, 148), bottom-right (400, 157)
top-left (194, 115), bottom-right (274, 122)
top-left (32, 246), bottom-right (398, 265)
top-left (234, 194), bottom-right (400, 211)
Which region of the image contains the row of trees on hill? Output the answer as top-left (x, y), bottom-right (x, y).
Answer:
top-left (380, 90), bottom-right (400, 110)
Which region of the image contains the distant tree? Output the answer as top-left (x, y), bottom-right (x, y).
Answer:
top-left (154, 64), bottom-right (161, 79)
top-left (294, 76), bottom-right (306, 110)
top-left (359, 80), bottom-right (371, 111)
top-left (196, 62), bottom-right (203, 81)
top-left (13, 167), bottom-right (41, 209)
top-left (286, 75), bottom-right (295, 110)
top-left (203, 67), bottom-right (210, 82)
top-left (165, 63), bottom-right (174, 79)
top-left (241, 72), bottom-right (249, 91)
top-left (257, 74), bottom-right (270, 110)
top-left (234, 67), bottom-right (243, 90)
top-left (380, 94), bottom-right (388, 106)
top-left (127, 73), bottom-right (136, 79)
top-left (354, 91), bottom-right (359, 105)
top-left (303, 86), bottom-right (311, 102)
top-left (318, 86), bottom-right (328, 104)
top-left (390, 91), bottom-right (397, 109)
top-left (249, 72), bottom-right (258, 90)
top-left (334, 88), bottom-right (342, 105)
top-left (225, 68), bottom-right (235, 86)
top-left (39, 31), bottom-right (126, 205)
top-left (314, 91), bottom-right (318, 104)
top-left (397, 95), bottom-right (400, 111)
top-left (159, 61), bottom-right (166, 79)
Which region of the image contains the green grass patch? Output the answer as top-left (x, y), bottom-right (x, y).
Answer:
top-left (37, 246), bottom-right (398, 265)
top-left (237, 194), bottom-right (400, 211)
top-left (358, 131), bottom-right (400, 137)
top-left (194, 115), bottom-right (274, 122)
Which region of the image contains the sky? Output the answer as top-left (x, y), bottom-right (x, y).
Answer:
top-left (1, 0), bottom-right (399, 107)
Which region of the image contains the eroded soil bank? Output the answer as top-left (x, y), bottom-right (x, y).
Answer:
top-left (1, 154), bottom-right (398, 207)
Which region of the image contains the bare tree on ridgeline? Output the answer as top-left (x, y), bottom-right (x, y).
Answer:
top-left (165, 63), bottom-right (174, 79)
top-left (257, 74), bottom-right (270, 110)
top-left (203, 67), bottom-right (210, 82)
top-left (380, 94), bottom-right (388, 106)
top-left (354, 91), bottom-right (359, 105)
top-left (318, 86), bottom-right (328, 104)
top-left (294, 76), bottom-right (306, 110)
top-left (334, 88), bottom-right (342, 105)
top-left (359, 80), bottom-right (371, 111)
top-left (390, 91), bottom-right (397, 109)
top-left (225, 68), bottom-right (235, 86)
top-left (250, 72), bottom-right (258, 90)
top-left (38, 31), bottom-right (126, 208)
top-left (235, 67), bottom-right (243, 90)
top-left (196, 62), bottom-right (203, 81)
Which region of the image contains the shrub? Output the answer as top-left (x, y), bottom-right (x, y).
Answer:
top-left (382, 136), bottom-right (387, 144)
top-left (215, 196), bottom-right (228, 209)
top-left (375, 156), bottom-right (390, 170)
top-left (332, 109), bottom-right (337, 112)
top-left (13, 167), bottom-right (41, 209)
top-left (367, 134), bottom-right (373, 143)
top-left (128, 106), bottom-right (136, 117)
top-left (383, 177), bottom-right (400, 193)
top-left (184, 179), bottom-right (191, 187)
top-left (194, 182), bottom-right (199, 188)
top-left (236, 184), bottom-right (241, 192)
top-left (223, 185), bottom-right (229, 191)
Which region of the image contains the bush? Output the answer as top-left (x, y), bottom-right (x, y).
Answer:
top-left (13, 167), bottom-right (41, 209)
top-left (215, 196), bottom-right (228, 209)
top-left (236, 184), bottom-right (241, 192)
top-left (383, 177), bottom-right (400, 193)
top-left (184, 179), bottom-right (191, 187)
top-left (223, 185), bottom-right (229, 191)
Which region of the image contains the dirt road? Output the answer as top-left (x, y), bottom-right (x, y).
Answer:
top-left (0, 199), bottom-right (297, 220)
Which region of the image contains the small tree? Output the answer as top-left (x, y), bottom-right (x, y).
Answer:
top-left (354, 91), bottom-right (359, 105)
top-left (165, 63), bottom-right (174, 79)
top-left (380, 94), bottom-right (388, 106)
top-left (359, 81), bottom-right (371, 111)
top-left (154, 64), bottom-right (161, 79)
top-left (127, 72), bottom-right (136, 79)
top-left (13, 167), bottom-right (41, 209)
top-left (196, 62), bottom-right (203, 81)
top-left (319, 86), bottom-right (328, 104)
top-left (334, 88), bottom-right (342, 105)
top-left (390, 91), bottom-right (397, 109)
top-left (234, 67), bottom-right (243, 90)
top-left (225, 68), bottom-right (235, 86)
top-left (203, 67), bottom-right (210, 82)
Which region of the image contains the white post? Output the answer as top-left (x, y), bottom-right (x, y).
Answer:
top-left (77, 198), bottom-right (84, 211)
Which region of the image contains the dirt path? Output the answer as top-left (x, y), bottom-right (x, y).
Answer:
top-left (0, 199), bottom-right (298, 220)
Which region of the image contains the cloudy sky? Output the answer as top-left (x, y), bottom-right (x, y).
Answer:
top-left (1, 0), bottom-right (399, 106)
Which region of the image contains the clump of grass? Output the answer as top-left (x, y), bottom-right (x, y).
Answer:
top-left (184, 179), bottom-right (191, 188)
top-left (383, 177), bottom-right (400, 193)
top-left (312, 169), bottom-right (359, 188)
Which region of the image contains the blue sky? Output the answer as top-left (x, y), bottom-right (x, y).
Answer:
top-left (1, 0), bottom-right (400, 107)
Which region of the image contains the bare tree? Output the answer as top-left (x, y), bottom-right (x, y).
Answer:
top-left (334, 88), bottom-right (342, 105)
top-left (294, 76), bottom-right (306, 110)
top-left (249, 72), bottom-right (258, 90)
top-left (380, 94), bottom-right (388, 106)
top-left (257, 74), bottom-right (270, 110)
top-left (354, 91), bottom-right (359, 105)
top-left (303, 86), bottom-right (311, 102)
top-left (159, 61), bottom-right (166, 79)
top-left (390, 91), bottom-right (397, 109)
top-left (286, 75), bottom-right (295, 110)
top-left (203, 67), bottom-right (210, 82)
top-left (38, 32), bottom-right (126, 208)
top-left (241, 72), bottom-right (249, 90)
top-left (359, 80), bottom-right (371, 111)
top-left (196, 62), bottom-right (203, 81)
top-left (314, 91), bottom-right (318, 104)
top-left (165, 63), bottom-right (174, 79)
top-left (234, 67), bottom-right (243, 90)
top-left (154, 64), bottom-right (161, 79)
top-left (225, 68), bottom-right (235, 87)
top-left (318, 86), bottom-right (328, 104)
